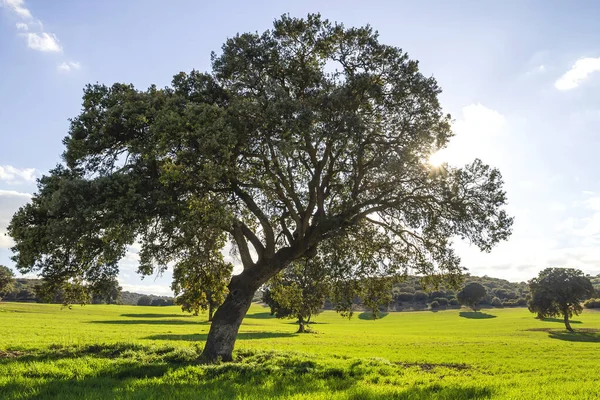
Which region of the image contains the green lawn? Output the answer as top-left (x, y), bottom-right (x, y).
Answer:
top-left (0, 302), bottom-right (599, 399)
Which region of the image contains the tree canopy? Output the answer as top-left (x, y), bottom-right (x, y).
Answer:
top-left (0, 266), bottom-right (16, 299)
top-left (8, 14), bottom-right (512, 362)
top-left (264, 257), bottom-right (330, 332)
top-left (457, 282), bottom-right (487, 311)
top-left (528, 268), bottom-right (594, 331)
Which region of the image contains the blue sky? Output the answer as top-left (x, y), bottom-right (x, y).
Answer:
top-left (2, 0), bottom-right (600, 295)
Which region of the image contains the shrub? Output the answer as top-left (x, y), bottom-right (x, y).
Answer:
top-left (433, 297), bottom-right (448, 306)
top-left (584, 298), bottom-right (600, 309)
top-left (516, 298), bottom-right (527, 306)
top-left (398, 286), bottom-right (415, 294)
top-left (137, 296), bottom-right (152, 306)
top-left (430, 301), bottom-right (440, 309)
top-left (396, 292), bottom-right (414, 302)
top-left (449, 298), bottom-right (459, 306)
top-left (413, 291), bottom-right (428, 302)
top-left (491, 297), bottom-right (503, 307)
top-left (151, 298), bottom-right (167, 307)
top-left (429, 290), bottom-right (446, 300)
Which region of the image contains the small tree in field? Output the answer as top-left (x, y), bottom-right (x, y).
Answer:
top-left (137, 296), bottom-right (152, 306)
top-left (0, 266), bottom-right (16, 299)
top-left (528, 268), bottom-right (594, 332)
top-left (360, 276), bottom-right (395, 319)
top-left (171, 250), bottom-right (232, 321)
top-left (266, 258), bottom-right (329, 332)
top-left (457, 282), bottom-right (487, 311)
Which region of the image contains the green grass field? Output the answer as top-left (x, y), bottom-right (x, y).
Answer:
top-left (0, 302), bottom-right (599, 399)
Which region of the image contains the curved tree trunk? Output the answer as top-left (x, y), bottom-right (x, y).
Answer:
top-left (200, 277), bottom-right (257, 362)
top-left (200, 253), bottom-right (293, 362)
top-left (297, 315), bottom-right (305, 333)
top-left (564, 312), bottom-right (573, 332)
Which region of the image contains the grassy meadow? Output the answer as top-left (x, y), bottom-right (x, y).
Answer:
top-left (0, 302), bottom-right (599, 399)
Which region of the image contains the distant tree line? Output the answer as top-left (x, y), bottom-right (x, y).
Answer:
top-left (136, 295), bottom-right (175, 306)
top-left (0, 268), bottom-right (175, 307)
top-left (260, 273), bottom-right (537, 331)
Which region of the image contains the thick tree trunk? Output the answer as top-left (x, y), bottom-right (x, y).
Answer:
top-left (564, 312), bottom-right (573, 332)
top-left (297, 315), bottom-right (305, 333)
top-left (200, 247), bottom-right (298, 362)
top-left (200, 278), bottom-right (256, 362)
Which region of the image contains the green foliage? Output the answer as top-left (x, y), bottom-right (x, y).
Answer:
top-left (491, 297), bottom-right (503, 307)
top-left (396, 292), bottom-right (414, 302)
top-left (528, 268), bottom-right (594, 331)
top-left (430, 300), bottom-right (440, 309)
top-left (137, 296), bottom-right (152, 306)
top-left (413, 291), bottom-right (429, 303)
top-left (457, 282), bottom-right (487, 311)
top-left (583, 299), bottom-right (600, 309)
top-left (90, 278), bottom-right (122, 304)
top-left (359, 276), bottom-right (396, 319)
top-left (433, 297), bottom-right (448, 306)
top-left (171, 242), bottom-right (232, 320)
top-left (0, 265), bottom-right (16, 298)
top-left (267, 258), bottom-right (330, 331)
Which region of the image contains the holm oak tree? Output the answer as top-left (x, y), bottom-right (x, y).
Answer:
top-left (8, 14), bottom-right (512, 362)
top-left (528, 268), bottom-right (594, 331)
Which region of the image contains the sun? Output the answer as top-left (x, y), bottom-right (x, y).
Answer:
top-left (428, 150), bottom-right (447, 167)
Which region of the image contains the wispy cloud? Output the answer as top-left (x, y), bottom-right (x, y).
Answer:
top-left (0, 189), bottom-right (32, 249)
top-left (23, 32), bottom-right (62, 52)
top-left (0, 165), bottom-right (36, 184)
top-left (2, 0), bottom-right (31, 19)
top-left (1, 0), bottom-right (80, 68)
top-left (555, 57), bottom-right (600, 90)
top-left (57, 61), bottom-right (81, 72)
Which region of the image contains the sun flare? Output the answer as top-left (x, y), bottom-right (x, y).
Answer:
top-left (428, 150), bottom-right (447, 167)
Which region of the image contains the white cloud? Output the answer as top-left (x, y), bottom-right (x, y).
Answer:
top-left (57, 61), bottom-right (81, 72)
top-left (1, 0), bottom-right (32, 19)
top-left (555, 57), bottom-right (600, 90)
top-left (0, 165), bottom-right (36, 184)
top-left (119, 283), bottom-right (174, 296)
top-left (22, 32), bottom-right (62, 52)
top-left (0, 189), bottom-right (32, 249)
top-left (3, 0), bottom-right (79, 66)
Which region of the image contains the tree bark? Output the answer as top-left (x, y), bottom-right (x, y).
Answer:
top-left (208, 302), bottom-right (214, 322)
top-left (200, 277), bottom-right (256, 362)
top-left (200, 253), bottom-right (293, 362)
top-left (297, 315), bottom-right (305, 333)
top-left (564, 312), bottom-right (573, 332)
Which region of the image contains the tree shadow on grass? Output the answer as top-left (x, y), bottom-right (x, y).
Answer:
top-left (358, 312), bottom-right (389, 320)
top-left (548, 329), bottom-right (600, 343)
top-left (541, 318), bottom-right (582, 324)
top-left (120, 313), bottom-right (194, 318)
top-left (0, 344), bottom-right (493, 400)
top-left (90, 319), bottom-right (208, 325)
top-left (459, 312), bottom-right (497, 319)
top-left (244, 312), bottom-right (276, 319)
top-left (145, 332), bottom-right (297, 341)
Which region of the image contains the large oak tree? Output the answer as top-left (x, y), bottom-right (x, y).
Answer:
top-left (8, 14), bottom-right (512, 362)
